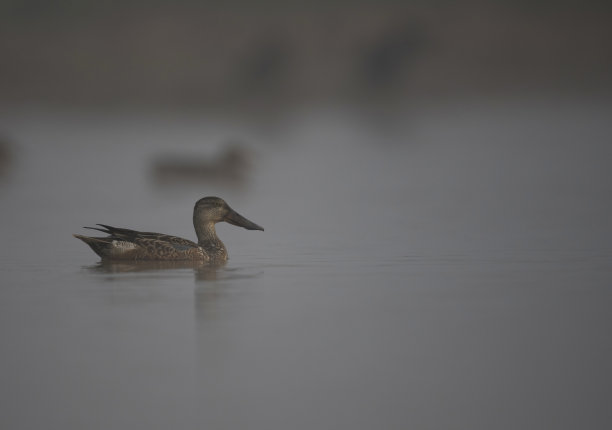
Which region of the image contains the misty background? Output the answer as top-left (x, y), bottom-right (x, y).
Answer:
top-left (1, 1), bottom-right (611, 430)
top-left (1, 1), bottom-right (611, 108)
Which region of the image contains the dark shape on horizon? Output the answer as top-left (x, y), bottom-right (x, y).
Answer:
top-left (361, 26), bottom-right (426, 89)
top-left (238, 38), bottom-right (290, 93)
top-left (0, 136), bottom-right (12, 178)
top-left (73, 197), bottom-right (263, 262)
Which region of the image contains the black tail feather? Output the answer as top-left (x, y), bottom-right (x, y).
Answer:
top-left (84, 225), bottom-right (112, 234)
top-left (96, 224), bottom-right (139, 235)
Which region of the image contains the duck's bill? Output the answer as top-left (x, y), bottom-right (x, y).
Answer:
top-left (224, 209), bottom-right (264, 231)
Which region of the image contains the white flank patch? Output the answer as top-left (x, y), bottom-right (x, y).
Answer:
top-left (112, 240), bottom-right (138, 250)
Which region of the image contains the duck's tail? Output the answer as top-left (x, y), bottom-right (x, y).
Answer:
top-left (73, 234), bottom-right (113, 258)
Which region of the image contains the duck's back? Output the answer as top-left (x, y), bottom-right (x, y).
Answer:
top-left (73, 224), bottom-right (206, 261)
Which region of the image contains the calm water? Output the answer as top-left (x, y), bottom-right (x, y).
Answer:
top-left (1, 100), bottom-right (611, 429)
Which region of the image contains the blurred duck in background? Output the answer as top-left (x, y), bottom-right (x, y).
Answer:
top-left (151, 142), bottom-right (252, 188)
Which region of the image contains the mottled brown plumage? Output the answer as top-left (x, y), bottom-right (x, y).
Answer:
top-left (74, 197), bottom-right (263, 262)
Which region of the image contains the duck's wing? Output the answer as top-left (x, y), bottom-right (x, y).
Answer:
top-left (87, 224), bottom-right (198, 246)
top-left (76, 224), bottom-right (201, 260)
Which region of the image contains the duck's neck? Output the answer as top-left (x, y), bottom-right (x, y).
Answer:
top-left (194, 221), bottom-right (227, 255)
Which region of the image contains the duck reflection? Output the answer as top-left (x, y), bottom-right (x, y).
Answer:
top-left (86, 260), bottom-right (262, 283)
top-left (87, 260), bottom-right (225, 281)
top-left (84, 259), bottom-right (263, 328)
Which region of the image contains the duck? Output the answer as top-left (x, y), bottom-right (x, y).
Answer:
top-left (73, 196), bottom-right (263, 262)
top-left (152, 142), bottom-right (251, 187)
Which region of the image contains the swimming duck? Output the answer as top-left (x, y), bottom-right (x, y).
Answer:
top-left (73, 196), bottom-right (263, 262)
top-left (152, 142), bottom-right (251, 187)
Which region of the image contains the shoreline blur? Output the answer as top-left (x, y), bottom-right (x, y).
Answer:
top-left (1, 1), bottom-right (611, 111)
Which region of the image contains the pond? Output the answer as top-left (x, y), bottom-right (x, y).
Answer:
top-left (1, 99), bottom-right (611, 429)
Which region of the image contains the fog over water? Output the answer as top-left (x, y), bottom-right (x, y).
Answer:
top-left (1, 98), bottom-right (611, 429)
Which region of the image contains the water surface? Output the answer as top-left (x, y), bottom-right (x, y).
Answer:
top-left (1, 100), bottom-right (611, 429)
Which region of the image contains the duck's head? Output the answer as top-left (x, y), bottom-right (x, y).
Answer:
top-left (194, 196), bottom-right (264, 231)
